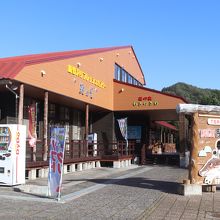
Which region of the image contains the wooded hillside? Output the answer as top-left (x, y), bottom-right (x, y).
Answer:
top-left (161, 82), bottom-right (220, 105)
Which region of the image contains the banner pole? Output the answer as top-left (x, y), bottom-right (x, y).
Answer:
top-left (57, 136), bottom-right (65, 201)
top-left (57, 167), bottom-right (63, 201)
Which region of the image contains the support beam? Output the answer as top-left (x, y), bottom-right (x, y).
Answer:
top-left (18, 84), bottom-right (24, 125)
top-left (85, 103), bottom-right (89, 139)
top-left (85, 103), bottom-right (89, 156)
top-left (43, 91), bottom-right (48, 161)
top-left (160, 127), bottom-right (163, 143)
top-left (141, 143), bottom-right (146, 165)
top-left (177, 104), bottom-right (220, 114)
top-left (189, 112), bottom-right (199, 184)
top-left (179, 113), bottom-right (187, 156)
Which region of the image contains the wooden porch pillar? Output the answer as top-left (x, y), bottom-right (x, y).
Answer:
top-left (43, 91), bottom-right (48, 161)
top-left (141, 144), bottom-right (146, 165)
top-left (189, 112), bottom-right (199, 184)
top-left (85, 103), bottom-right (89, 156)
top-left (18, 84), bottom-right (24, 125)
top-left (160, 127), bottom-right (163, 143)
top-left (168, 131), bottom-right (171, 143)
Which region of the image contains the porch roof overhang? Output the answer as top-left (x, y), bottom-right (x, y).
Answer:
top-left (115, 109), bottom-right (180, 121)
top-left (154, 121), bottom-right (178, 131)
top-left (113, 80), bottom-right (187, 121)
top-left (0, 79), bottom-right (110, 114)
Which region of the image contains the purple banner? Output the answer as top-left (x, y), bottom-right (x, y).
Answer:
top-left (48, 127), bottom-right (65, 199)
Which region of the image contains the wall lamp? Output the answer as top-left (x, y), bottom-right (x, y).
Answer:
top-left (119, 88), bottom-right (124, 93)
top-left (72, 78), bottom-right (77, 83)
top-left (41, 70), bottom-right (46, 77)
top-left (76, 62), bottom-right (81, 68)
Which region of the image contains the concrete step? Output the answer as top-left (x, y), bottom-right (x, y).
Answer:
top-left (14, 184), bottom-right (49, 197)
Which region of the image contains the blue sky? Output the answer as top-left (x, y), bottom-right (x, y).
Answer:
top-left (1, 0), bottom-right (220, 91)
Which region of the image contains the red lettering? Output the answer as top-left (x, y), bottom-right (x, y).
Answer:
top-left (16, 131), bottom-right (20, 155)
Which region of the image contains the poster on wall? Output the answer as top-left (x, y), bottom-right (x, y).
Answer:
top-left (199, 154), bottom-right (220, 184)
top-left (48, 127), bottom-right (66, 199)
top-left (198, 125), bottom-right (220, 184)
top-left (127, 126), bottom-right (142, 139)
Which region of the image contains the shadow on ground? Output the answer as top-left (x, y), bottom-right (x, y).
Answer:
top-left (63, 166), bottom-right (187, 195)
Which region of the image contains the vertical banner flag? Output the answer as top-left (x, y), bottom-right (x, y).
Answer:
top-left (117, 118), bottom-right (128, 154)
top-left (48, 127), bottom-right (66, 199)
top-left (28, 103), bottom-right (37, 147)
top-left (117, 118), bottom-right (128, 140)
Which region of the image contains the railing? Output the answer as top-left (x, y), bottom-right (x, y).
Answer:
top-left (64, 140), bottom-right (102, 160)
top-left (26, 140), bottom-right (45, 162)
top-left (26, 140), bottom-right (135, 167)
top-left (101, 141), bottom-right (135, 156)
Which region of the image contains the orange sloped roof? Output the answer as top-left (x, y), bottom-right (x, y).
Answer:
top-left (0, 45), bottom-right (145, 80)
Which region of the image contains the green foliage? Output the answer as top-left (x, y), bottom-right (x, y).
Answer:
top-left (161, 82), bottom-right (220, 105)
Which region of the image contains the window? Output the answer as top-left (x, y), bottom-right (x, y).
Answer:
top-left (49, 103), bottom-right (56, 118)
top-left (72, 109), bottom-right (84, 140)
top-left (121, 69), bottom-right (127, 82)
top-left (114, 63), bottom-right (143, 87)
top-left (60, 106), bottom-right (70, 120)
top-left (114, 65), bottom-right (121, 81)
top-left (127, 74), bottom-right (132, 84)
top-left (133, 79), bottom-right (138, 85)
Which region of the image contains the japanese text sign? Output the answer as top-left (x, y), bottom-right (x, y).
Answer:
top-left (208, 118), bottom-right (220, 126)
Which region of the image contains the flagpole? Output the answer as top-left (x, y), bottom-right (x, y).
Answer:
top-left (57, 174), bottom-right (62, 201)
top-left (47, 126), bottom-right (51, 198)
top-left (57, 129), bottom-right (65, 202)
top-left (35, 102), bottom-right (38, 138)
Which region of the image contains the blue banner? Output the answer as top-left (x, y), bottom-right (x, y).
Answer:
top-left (48, 127), bottom-right (65, 199)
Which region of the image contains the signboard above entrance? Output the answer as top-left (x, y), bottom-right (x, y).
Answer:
top-left (132, 96), bottom-right (159, 107)
top-left (67, 65), bottom-right (106, 89)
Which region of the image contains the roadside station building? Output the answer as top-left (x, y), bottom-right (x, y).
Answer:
top-left (0, 46), bottom-right (187, 179)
